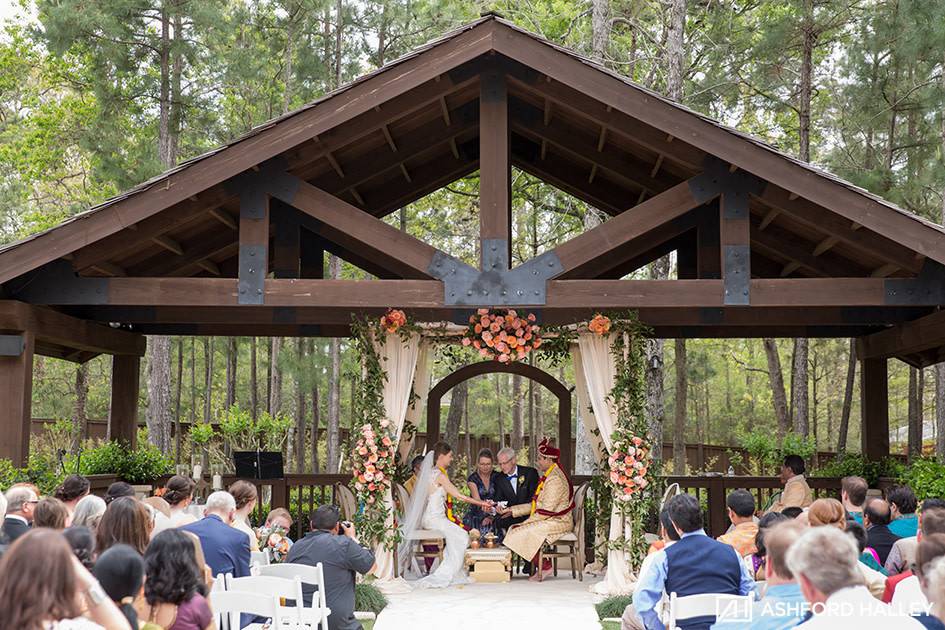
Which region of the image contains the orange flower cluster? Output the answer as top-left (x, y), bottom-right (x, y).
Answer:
top-left (589, 313), bottom-right (611, 336)
top-left (351, 422), bottom-right (394, 505)
top-left (462, 308), bottom-right (541, 363)
top-left (608, 435), bottom-right (651, 502)
top-left (380, 308), bottom-right (407, 333)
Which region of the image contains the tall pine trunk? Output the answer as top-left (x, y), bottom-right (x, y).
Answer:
top-left (763, 339), bottom-right (790, 436)
top-left (269, 338), bottom-right (282, 416)
top-left (326, 258), bottom-right (342, 473)
top-left (226, 337), bottom-right (237, 408)
top-left (673, 339), bottom-right (687, 474)
top-left (511, 375), bottom-right (523, 451)
top-left (445, 381), bottom-right (467, 450)
top-left (295, 338), bottom-right (307, 472)
top-left (250, 337), bottom-right (259, 418)
top-left (837, 339), bottom-right (856, 453)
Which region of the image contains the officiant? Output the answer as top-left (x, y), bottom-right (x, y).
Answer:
top-left (499, 439), bottom-right (575, 581)
top-left (493, 447), bottom-right (540, 541)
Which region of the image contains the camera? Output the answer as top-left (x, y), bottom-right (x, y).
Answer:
top-left (339, 520), bottom-right (352, 534)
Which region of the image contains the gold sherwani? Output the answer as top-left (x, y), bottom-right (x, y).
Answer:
top-left (503, 464), bottom-right (573, 561)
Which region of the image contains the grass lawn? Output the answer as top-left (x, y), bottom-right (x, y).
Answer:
top-left (600, 620), bottom-right (620, 630)
top-left (362, 621), bottom-right (374, 630)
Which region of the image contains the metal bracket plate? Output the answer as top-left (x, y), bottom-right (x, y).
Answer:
top-left (11, 260), bottom-right (109, 305)
top-left (429, 248), bottom-right (563, 307)
top-left (885, 260), bottom-right (945, 305)
top-left (0, 334), bottom-right (25, 356)
top-left (723, 245), bottom-right (750, 305)
top-left (238, 245), bottom-right (266, 305)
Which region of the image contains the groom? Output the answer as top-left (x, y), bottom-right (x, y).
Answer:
top-left (493, 446), bottom-right (540, 540)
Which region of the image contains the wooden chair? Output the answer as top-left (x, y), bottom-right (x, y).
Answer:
top-left (536, 482), bottom-right (589, 582)
top-left (335, 484), bottom-right (357, 522)
top-left (394, 482), bottom-right (444, 577)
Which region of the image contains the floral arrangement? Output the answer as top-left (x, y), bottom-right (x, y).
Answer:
top-left (255, 525), bottom-right (291, 563)
top-left (380, 308), bottom-right (407, 334)
top-left (352, 421), bottom-right (395, 506)
top-left (588, 313), bottom-right (611, 336)
top-left (608, 435), bottom-right (651, 502)
top-left (461, 308), bottom-right (541, 363)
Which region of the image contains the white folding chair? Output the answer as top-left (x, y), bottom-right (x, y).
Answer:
top-left (667, 592), bottom-right (753, 630)
top-left (226, 574), bottom-right (304, 627)
top-left (210, 590), bottom-right (282, 630)
top-left (258, 562), bottom-right (331, 630)
top-left (251, 550), bottom-right (271, 568)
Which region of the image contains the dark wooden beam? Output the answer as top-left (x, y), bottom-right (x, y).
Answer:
top-left (0, 330), bottom-right (33, 466)
top-left (109, 354), bottom-right (139, 446)
top-left (697, 202), bottom-right (721, 279)
top-left (479, 67), bottom-right (512, 269)
top-left (0, 301), bottom-right (145, 357)
top-left (750, 215), bottom-right (869, 278)
top-left (861, 356), bottom-right (890, 461)
top-left (130, 229), bottom-right (235, 277)
top-left (299, 227), bottom-right (325, 279)
top-left (856, 309), bottom-right (945, 366)
top-left (272, 202), bottom-right (301, 279)
top-left (238, 188), bottom-right (269, 304)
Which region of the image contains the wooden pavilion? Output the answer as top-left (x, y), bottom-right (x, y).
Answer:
top-left (1, 14), bottom-right (944, 468)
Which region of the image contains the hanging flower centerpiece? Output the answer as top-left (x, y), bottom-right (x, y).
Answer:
top-left (380, 308), bottom-right (407, 334)
top-left (461, 308), bottom-right (542, 363)
top-left (607, 435), bottom-right (651, 502)
top-left (588, 313), bottom-right (611, 336)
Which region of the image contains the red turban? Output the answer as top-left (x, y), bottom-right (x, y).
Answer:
top-left (538, 438), bottom-right (560, 459)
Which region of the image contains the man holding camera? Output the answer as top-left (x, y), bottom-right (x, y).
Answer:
top-left (286, 504), bottom-right (377, 630)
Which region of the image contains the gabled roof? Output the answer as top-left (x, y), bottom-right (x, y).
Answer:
top-left (1, 14), bottom-right (943, 286)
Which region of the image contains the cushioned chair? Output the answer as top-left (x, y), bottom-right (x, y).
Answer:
top-left (536, 481), bottom-right (589, 581)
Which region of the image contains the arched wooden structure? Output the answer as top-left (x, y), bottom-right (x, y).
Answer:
top-left (426, 361), bottom-right (572, 473)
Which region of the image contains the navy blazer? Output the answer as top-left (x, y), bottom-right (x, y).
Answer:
top-left (2, 516), bottom-right (29, 543)
top-left (181, 514), bottom-right (251, 579)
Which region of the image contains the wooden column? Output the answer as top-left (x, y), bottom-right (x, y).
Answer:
top-left (720, 189), bottom-right (750, 304)
top-left (697, 202), bottom-right (721, 279)
top-left (0, 331), bottom-right (34, 466)
top-left (238, 189), bottom-right (270, 304)
top-left (299, 228), bottom-right (325, 279)
top-left (479, 68), bottom-right (511, 269)
top-left (860, 356), bottom-right (890, 461)
top-left (271, 203), bottom-right (300, 279)
top-left (109, 354), bottom-right (140, 446)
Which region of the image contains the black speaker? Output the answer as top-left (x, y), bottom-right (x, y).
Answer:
top-left (233, 451), bottom-right (284, 479)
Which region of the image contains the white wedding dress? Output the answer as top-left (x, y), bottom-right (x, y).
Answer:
top-left (414, 470), bottom-right (471, 588)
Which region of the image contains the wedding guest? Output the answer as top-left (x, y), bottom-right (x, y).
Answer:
top-left (34, 497), bottom-right (70, 530)
top-left (623, 509), bottom-right (681, 630)
top-left (888, 500), bottom-right (945, 577)
top-left (842, 475), bottom-right (869, 523)
top-left (493, 446), bottom-right (540, 543)
top-left (228, 480), bottom-right (260, 552)
top-left (2, 485), bottom-right (37, 541)
top-left (181, 491), bottom-right (250, 580)
top-left (765, 454), bottom-right (813, 513)
top-left (404, 455), bottom-right (424, 495)
top-left (265, 507), bottom-right (293, 533)
top-left (891, 486), bottom-right (921, 538)
top-left (71, 494), bottom-right (107, 532)
top-left (63, 526), bottom-right (96, 570)
top-left (746, 511), bottom-right (790, 580)
top-left (464, 448), bottom-right (501, 534)
top-left (54, 475), bottom-right (91, 518)
top-left (848, 520), bottom-right (887, 575)
top-left (893, 533), bottom-right (945, 619)
top-left (93, 544), bottom-right (145, 630)
top-left (781, 506), bottom-right (804, 519)
top-left (96, 496), bottom-right (152, 555)
top-left (104, 481), bottom-right (135, 505)
top-left (163, 475), bottom-right (198, 527)
top-left (923, 555), bottom-right (945, 627)
top-left (711, 521), bottom-right (809, 630)
top-left (142, 496), bottom-right (173, 537)
top-left (139, 529), bottom-right (214, 630)
top-left (887, 508), bottom-right (945, 606)
top-left (286, 505), bottom-right (375, 630)
top-left (717, 489), bottom-right (759, 557)
top-left (867, 498), bottom-right (903, 565)
top-left (0, 528), bottom-right (128, 630)
top-left (786, 525), bottom-right (922, 628)
top-left (805, 498), bottom-right (886, 597)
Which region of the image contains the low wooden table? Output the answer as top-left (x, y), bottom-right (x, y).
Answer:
top-left (465, 547), bottom-right (512, 583)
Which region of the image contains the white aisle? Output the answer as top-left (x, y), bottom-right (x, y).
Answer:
top-left (374, 576), bottom-right (605, 630)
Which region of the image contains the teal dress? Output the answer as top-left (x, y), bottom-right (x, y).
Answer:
top-left (890, 514), bottom-right (919, 538)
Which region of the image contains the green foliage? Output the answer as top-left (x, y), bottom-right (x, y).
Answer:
top-left (814, 454), bottom-right (904, 488)
top-left (739, 429), bottom-right (816, 475)
top-left (596, 595), bottom-right (633, 620)
top-left (217, 404), bottom-right (292, 452)
top-left (0, 457), bottom-right (64, 496)
top-left (74, 440), bottom-right (172, 484)
top-left (355, 582), bottom-right (389, 615)
top-left (189, 423), bottom-right (214, 446)
top-left (898, 458), bottom-right (945, 501)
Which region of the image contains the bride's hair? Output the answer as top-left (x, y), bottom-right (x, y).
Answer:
top-left (433, 442), bottom-right (452, 460)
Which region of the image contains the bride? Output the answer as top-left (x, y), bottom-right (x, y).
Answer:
top-left (399, 442), bottom-right (493, 588)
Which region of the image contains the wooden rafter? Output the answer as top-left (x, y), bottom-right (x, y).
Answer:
top-left (479, 67), bottom-right (512, 268)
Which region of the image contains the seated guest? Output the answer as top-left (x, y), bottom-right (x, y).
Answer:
top-left (72, 494), bottom-right (107, 532)
top-left (891, 486), bottom-right (921, 538)
top-left (142, 495), bottom-right (173, 537)
top-left (781, 506), bottom-right (804, 519)
top-left (286, 504), bottom-right (376, 630)
top-left (623, 508), bottom-right (682, 630)
top-left (163, 475), bottom-right (199, 527)
top-left (848, 520), bottom-right (888, 575)
top-left (54, 474), bottom-right (91, 519)
top-left (717, 489), bottom-right (759, 557)
top-left (181, 490), bottom-right (250, 579)
top-left (634, 494), bottom-right (754, 630)
top-left (265, 507), bottom-right (294, 535)
top-left (228, 480), bottom-right (260, 552)
top-left (806, 498), bottom-right (887, 598)
top-left (711, 521), bottom-right (809, 629)
top-left (94, 544), bottom-right (146, 630)
top-left (886, 505), bottom-right (945, 602)
top-left (404, 455), bottom-right (425, 495)
top-left (0, 529), bottom-right (128, 629)
top-left (888, 500), bottom-right (945, 576)
top-left (893, 533), bottom-right (945, 620)
top-left (843, 475), bottom-right (869, 524)
top-left (464, 448), bottom-right (500, 534)
top-left (97, 496), bottom-right (152, 555)
top-left (923, 555), bottom-right (945, 628)
top-left (63, 525), bottom-right (96, 570)
top-left (867, 498), bottom-right (903, 565)
top-left (746, 512), bottom-right (791, 580)
top-left (2, 485), bottom-right (37, 541)
top-left (33, 497), bottom-right (69, 530)
top-left (766, 455), bottom-right (813, 513)
top-left (105, 481), bottom-right (136, 504)
top-left (844, 521), bottom-right (890, 598)
top-left (139, 529), bottom-right (213, 630)
top-left (786, 525), bottom-right (923, 628)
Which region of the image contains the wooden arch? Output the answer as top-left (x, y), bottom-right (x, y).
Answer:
top-left (425, 361), bottom-right (572, 473)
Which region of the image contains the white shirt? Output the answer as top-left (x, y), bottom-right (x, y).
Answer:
top-left (506, 466), bottom-right (519, 493)
top-left (801, 586), bottom-right (924, 629)
top-left (6, 514), bottom-right (28, 526)
top-left (633, 541), bottom-right (676, 624)
top-left (891, 575), bottom-right (930, 616)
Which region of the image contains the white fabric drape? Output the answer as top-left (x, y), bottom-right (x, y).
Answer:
top-left (397, 340), bottom-right (432, 463)
top-left (571, 344), bottom-right (605, 462)
top-left (574, 333), bottom-right (635, 596)
top-left (370, 332), bottom-right (421, 583)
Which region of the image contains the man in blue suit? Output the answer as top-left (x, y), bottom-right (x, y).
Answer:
top-left (181, 490), bottom-right (251, 580)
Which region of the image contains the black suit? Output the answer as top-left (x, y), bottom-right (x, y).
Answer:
top-left (2, 516), bottom-right (29, 543)
top-left (867, 523), bottom-right (901, 565)
top-left (494, 465), bottom-right (540, 532)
